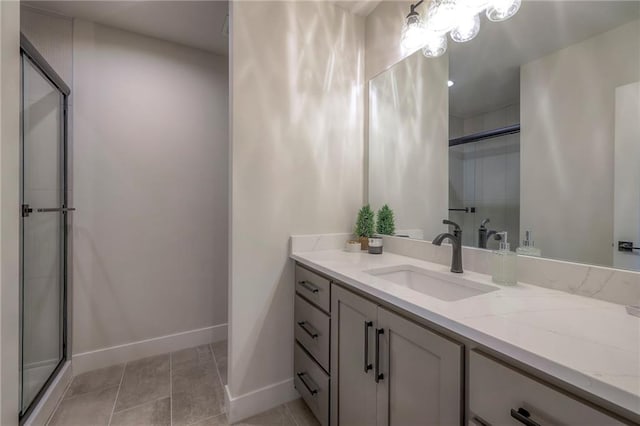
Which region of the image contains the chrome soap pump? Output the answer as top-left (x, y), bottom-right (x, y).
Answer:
top-left (491, 232), bottom-right (517, 286)
top-left (516, 230), bottom-right (541, 257)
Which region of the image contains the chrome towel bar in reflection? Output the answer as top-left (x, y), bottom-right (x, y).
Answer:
top-left (36, 207), bottom-right (76, 213)
top-left (448, 207), bottom-right (476, 213)
top-left (21, 204), bottom-right (75, 217)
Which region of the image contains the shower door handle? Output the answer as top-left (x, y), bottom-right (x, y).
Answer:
top-left (36, 207), bottom-right (76, 213)
top-left (21, 204), bottom-right (75, 217)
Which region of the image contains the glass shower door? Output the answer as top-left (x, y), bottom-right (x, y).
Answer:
top-left (448, 132), bottom-right (520, 250)
top-left (20, 50), bottom-right (68, 417)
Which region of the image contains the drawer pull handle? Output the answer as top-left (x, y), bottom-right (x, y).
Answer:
top-left (297, 321), bottom-right (319, 339)
top-left (364, 321), bottom-right (373, 372)
top-left (298, 280), bottom-right (319, 294)
top-left (375, 328), bottom-right (384, 383)
top-left (471, 416), bottom-right (491, 426)
top-left (296, 372), bottom-right (318, 395)
top-left (510, 408), bottom-right (540, 426)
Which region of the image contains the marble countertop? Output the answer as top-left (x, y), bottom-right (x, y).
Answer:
top-left (291, 249), bottom-right (640, 417)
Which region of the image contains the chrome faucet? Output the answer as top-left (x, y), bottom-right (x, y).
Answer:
top-left (478, 218), bottom-right (502, 249)
top-left (479, 218), bottom-right (490, 248)
top-left (432, 220), bottom-right (463, 273)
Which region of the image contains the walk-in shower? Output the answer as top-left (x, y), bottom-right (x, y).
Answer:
top-left (19, 34), bottom-right (71, 421)
top-left (448, 125), bottom-right (521, 250)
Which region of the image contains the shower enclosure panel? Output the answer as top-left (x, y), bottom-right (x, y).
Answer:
top-left (20, 35), bottom-right (71, 420)
top-left (449, 128), bottom-right (520, 249)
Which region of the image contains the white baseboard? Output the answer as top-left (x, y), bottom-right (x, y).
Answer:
top-left (24, 361), bottom-right (72, 426)
top-left (23, 358), bottom-right (59, 370)
top-left (225, 378), bottom-right (300, 423)
top-left (72, 323), bottom-right (227, 375)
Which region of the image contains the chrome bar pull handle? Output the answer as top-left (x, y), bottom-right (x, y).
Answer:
top-left (297, 280), bottom-right (319, 294)
top-left (510, 408), bottom-right (541, 426)
top-left (297, 321), bottom-right (318, 339)
top-left (471, 416), bottom-right (491, 426)
top-left (375, 328), bottom-right (384, 383)
top-left (296, 372), bottom-right (318, 396)
top-left (363, 321), bottom-right (373, 372)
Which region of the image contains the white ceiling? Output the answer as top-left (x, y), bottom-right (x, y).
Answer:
top-left (449, 1), bottom-right (640, 118)
top-left (24, 1), bottom-right (639, 117)
top-left (24, 0), bottom-right (229, 56)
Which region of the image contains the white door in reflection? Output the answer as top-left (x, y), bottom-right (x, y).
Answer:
top-left (20, 55), bottom-right (66, 415)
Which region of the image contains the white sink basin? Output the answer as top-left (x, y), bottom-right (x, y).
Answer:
top-left (365, 265), bottom-right (499, 301)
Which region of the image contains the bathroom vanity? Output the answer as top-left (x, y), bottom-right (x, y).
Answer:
top-left (291, 248), bottom-right (639, 425)
top-left (289, 3), bottom-right (640, 424)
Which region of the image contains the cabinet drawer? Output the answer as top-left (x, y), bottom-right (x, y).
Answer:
top-left (295, 294), bottom-right (330, 372)
top-left (469, 351), bottom-right (624, 425)
top-left (295, 265), bottom-right (330, 312)
top-left (294, 342), bottom-right (329, 426)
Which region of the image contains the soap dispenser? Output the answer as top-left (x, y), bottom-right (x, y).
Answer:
top-left (516, 230), bottom-right (541, 257)
top-left (492, 232), bottom-right (517, 286)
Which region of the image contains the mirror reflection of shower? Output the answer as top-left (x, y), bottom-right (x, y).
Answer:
top-left (448, 111), bottom-right (520, 251)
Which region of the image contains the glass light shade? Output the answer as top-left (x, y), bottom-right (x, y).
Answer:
top-left (486, 0), bottom-right (521, 22)
top-left (422, 32), bottom-right (447, 58)
top-left (401, 13), bottom-right (427, 51)
top-left (425, 0), bottom-right (461, 34)
top-left (450, 13), bottom-right (480, 43)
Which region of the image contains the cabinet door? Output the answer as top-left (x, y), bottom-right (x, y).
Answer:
top-left (331, 285), bottom-right (378, 426)
top-left (469, 350), bottom-right (625, 425)
top-left (376, 307), bottom-right (463, 426)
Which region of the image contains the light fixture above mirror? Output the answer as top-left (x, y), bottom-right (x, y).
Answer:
top-left (400, 0), bottom-right (521, 58)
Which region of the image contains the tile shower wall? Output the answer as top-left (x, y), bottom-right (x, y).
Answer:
top-left (449, 105), bottom-right (520, 249)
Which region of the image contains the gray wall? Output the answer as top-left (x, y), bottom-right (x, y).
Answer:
top-left (521, 19), bottom-right (640, 266)
top-left (1, 2), bottom-right (22, 424)
top-left (229, 0), bottom-right (364, 404)
top-left (72, 20), bottom-right (228, 354)
top-left (21, 7), bottom-right (229, 356)
top-left (368, 50), bottom-right (449, 241)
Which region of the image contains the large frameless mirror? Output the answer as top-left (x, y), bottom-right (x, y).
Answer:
top-left (368, 0), bottom-right (640, 272)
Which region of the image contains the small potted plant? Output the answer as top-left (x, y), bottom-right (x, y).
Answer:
top-left (376, 204), bottom-right (396, 236)
top-left (355, 204), bottom-right (375, 250)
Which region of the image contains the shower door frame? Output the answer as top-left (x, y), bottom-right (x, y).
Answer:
top-left (19, 33), bottom-right (71, 423)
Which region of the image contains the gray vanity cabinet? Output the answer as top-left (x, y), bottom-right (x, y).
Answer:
top-left (294, 265), bottom-right (332, 426)
top-left (330, 284), bottom-right (378, 426)
top-left (469, 351), bottom-right (624, 426)
top-left (377, 307), bottom-right (463, 426)
top-left (331, 284), bottom-right (463, 426)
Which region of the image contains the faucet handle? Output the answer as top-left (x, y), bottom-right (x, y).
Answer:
top-left (443, 219), bottom-right (461, 231)
top-left (480, 218), bottom-right (490, 227)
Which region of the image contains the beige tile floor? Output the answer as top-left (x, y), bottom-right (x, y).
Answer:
top-left (46, 341), bottom-right (319, 426)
